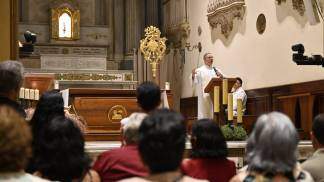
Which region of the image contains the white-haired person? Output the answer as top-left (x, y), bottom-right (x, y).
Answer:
top-left (231, 112), bottom-right (313, 182)
top-left (93, 113), bottom-right (149, 181)
top-left (0, 61), bottom-right (26, 118)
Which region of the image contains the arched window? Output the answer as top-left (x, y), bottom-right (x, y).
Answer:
top-left (59, 12), bottom-right (72, 38)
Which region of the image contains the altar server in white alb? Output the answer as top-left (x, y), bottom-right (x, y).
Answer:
top-left (231, 77), bottom-right (247, 116)
top-left (191, 53), bottom-right (224, 119)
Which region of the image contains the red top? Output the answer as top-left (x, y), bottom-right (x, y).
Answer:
top-left (93, 145), bottom-right (148, 182)
top-left (181, 158), bottom-right (236, 182)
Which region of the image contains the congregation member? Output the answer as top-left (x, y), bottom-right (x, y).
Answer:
top-left (121, 109), bottom-right (206, 182)
top-left (26, 90), bottom-right (66, 173)
top-left (230, 112), bottom-right (313, 182)
top-left (27, 90), bottom-right (86, 173)
top-left (231, 77), bottom-right (247, 115)
top-left (32, 116), bottom-right (100, 182)
top-left (0, 60), bottom-right (26, 117)
top-left (121, 81), bottom-right (161, 127)
top-left (93, 113), bottom-right (148, 181)
top-left (302, 114), bottom-right (324, 182)
top-left (181, 119), bottom-right (236, 182)
top-left (0, 106), bottom-right (47, 181)
top-left (191, 53), bottom-right (224, 119)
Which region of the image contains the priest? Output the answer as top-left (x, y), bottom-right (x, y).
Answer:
top-left (191, 53), bottom-right (224, 119)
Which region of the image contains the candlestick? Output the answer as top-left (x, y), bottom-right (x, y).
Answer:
top-left (19, 87), bottom-right (25, 99)
top-left (214, 86), bottom-right (220, 113)
top-left (165, 82), bottom-right (170, 90)
top-left (228, 93), bottom-right (233, 121)
top-left (29, 89), bottom-right (35, 100)
top-left (222, 79), bottom-right (228, 104)
top-left (237, 99), bottom-right (243, 123)
top-left (35, 89), bottom-right (39, 101)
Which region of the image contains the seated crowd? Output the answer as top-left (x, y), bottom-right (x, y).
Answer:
top-left (0, 60), bottom-right (324, 182)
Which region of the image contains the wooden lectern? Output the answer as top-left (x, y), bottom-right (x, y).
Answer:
top-left (204, 78), bottom-right (237, 125)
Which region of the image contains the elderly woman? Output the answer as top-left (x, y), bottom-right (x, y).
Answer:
top-left (0, 61), bottom-right (26, 117)
top-left (93, 113), bottom-right (149, 181)
top-left (231, 112), bottom-right (313, 182)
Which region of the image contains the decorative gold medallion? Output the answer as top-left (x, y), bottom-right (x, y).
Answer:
top-left (107, 105), bottom-right (127, 123)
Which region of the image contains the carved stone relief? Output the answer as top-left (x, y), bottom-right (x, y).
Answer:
top-left (292, 0), bottom-right (306, 16)
top-left (207, 0), bottom-right (246, 38)
top-left (276, 0), bottom-right (305, 16)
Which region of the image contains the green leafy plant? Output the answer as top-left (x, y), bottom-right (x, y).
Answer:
top-left (221, 124), bottom-right (247, 141)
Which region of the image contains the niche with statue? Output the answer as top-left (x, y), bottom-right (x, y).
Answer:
top-left (50, 0), bottom-right (80, 40)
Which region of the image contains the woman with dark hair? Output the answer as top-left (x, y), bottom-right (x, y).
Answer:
top-left (30, 90), bottom-right (65, 138)
top-left (181, 119), bottom-right (236, 182)
top-left (26, 90), bottom-right (65, 173)
top-left (33, 116), bottom-right (100, 182)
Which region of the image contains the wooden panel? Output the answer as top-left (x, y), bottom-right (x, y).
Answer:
top-left (69, 88), bottom-right (173, 141)
top-left (23, 73), bottom-right (55, 95)
top-left (74, 97), bottom-right (139, 130)
top-left (180, 79), bottom-right (324, 139)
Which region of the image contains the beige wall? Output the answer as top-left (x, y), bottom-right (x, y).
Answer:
top-left (0, 0), bottom-right (11, 61)
top-left (182, 0), bottom-right (324, 98)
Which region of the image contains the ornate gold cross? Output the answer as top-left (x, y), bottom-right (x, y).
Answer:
top-left (140, 26), bottom-right (167, 79)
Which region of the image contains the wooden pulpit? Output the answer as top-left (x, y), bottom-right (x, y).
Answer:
top-left (204, 78), bottom-right (237, 125)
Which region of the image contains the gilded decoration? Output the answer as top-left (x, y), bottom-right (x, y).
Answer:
top-left (107, 105), bottom-right (127, 123)
top-left (140, 26), bottom-right (167, 78)
top-left (51, 0), bottom-right (80, 40)
top-left (55, 73), bottom-right (121, 81)
top-left (207, 0), bottom-right (246, 38)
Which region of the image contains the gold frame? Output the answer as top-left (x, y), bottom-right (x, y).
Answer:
top-left (51, 7), bottom-right (80, 40)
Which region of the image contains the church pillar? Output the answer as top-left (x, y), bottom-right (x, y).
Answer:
top-left (113, 0), bottom-right (125, 60)
top-left (0, 0), bottom-right (17, 61)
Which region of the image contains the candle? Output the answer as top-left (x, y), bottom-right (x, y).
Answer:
top-left (214, 86), bottom-right (220, 113)
top-left (24, 89), bottom-right (30, 100)
top-left (222, 79), bottom-right (228, 104)
top-left (228, 93), bottom-right (233, 121)
top-left (19, 88), bottom-right (25, 99)
top-left (237, 99), bottom-right (243, 123)
top-left (29, 89), bottom-right (35, 100)
top-left (165, 82), bottom-right (170, 90)
top-left (54, 80), bottom-right (59, 90)
top-left (35, 89), bottom-right (40, 100)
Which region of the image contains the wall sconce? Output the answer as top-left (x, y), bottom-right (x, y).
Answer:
top-left (185, 42), bottom-right (202, 52)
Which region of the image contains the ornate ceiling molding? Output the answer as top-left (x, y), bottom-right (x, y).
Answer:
top-left (207, 0), bottom-right (245, 38)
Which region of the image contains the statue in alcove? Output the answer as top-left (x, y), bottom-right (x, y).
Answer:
top-left (50, 0), bottom-right (80, 40)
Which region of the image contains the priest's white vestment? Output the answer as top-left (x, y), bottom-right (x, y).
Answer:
top-left (191, 65), bottom-right (223, 119)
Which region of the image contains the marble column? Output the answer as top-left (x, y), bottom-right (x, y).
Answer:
top-left (113, 0), bottom-right (125, 59)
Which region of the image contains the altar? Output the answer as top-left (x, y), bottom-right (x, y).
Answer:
top-left (68, 88), bottom-right (173, 141)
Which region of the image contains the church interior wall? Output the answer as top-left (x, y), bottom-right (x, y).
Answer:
top-left (181, 0), bottom-right (324, 98)
top-left (19, 0), bottom-right (111, 46)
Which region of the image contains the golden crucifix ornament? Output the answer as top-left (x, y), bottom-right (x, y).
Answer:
top-left (140, 26), bottom-right (167, 78)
